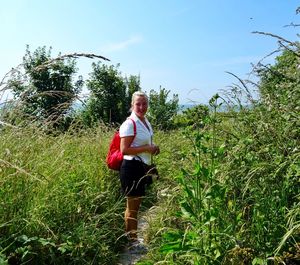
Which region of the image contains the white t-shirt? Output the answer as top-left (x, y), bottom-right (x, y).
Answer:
top-left (119, 111), bottom-right (153, 165)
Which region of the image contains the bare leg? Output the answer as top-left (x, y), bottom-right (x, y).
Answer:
top-left (125, 196), bottom-right (142, 240)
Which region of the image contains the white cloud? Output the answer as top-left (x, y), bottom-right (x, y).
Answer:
top-left (100, 35), bottom-right (143, 53)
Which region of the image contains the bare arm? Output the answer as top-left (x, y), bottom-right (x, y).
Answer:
top-left (120, 136), bottom-right (159, 155)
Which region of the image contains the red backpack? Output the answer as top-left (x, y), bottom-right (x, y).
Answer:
top-left (106, 118), bottom-right (137, 171)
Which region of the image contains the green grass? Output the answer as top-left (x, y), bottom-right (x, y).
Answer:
top-left (0, 102), bottom-right (299, 264)
top-left (0, 125), bottom-right (126, 264)
top-left (138, 102), bottom-right (300, 265)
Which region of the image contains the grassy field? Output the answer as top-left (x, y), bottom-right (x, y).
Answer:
top-left (139, 103), bottom-right (300, 265)
top-left (0, 125), bottom-right (127, 264)
top-left (0, 98), bottom-right (299, 264)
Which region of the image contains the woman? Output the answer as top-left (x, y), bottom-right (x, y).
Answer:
top-left (119, 91), bottom-right (160, 245)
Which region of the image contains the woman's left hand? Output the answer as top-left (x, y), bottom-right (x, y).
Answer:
top-left (153, 145), bottom-right (160, 155)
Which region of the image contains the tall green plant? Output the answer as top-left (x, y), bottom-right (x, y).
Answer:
top-left (159, 94), bottom-right (231, 264)
top-left (219, 44), bottom-right (300, 261)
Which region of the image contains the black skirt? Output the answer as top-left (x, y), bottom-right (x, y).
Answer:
top-left (119, 159), bottom-right (151, 196)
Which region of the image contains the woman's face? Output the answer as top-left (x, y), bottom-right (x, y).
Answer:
top-left (132, 96), bottom-right (148, 119)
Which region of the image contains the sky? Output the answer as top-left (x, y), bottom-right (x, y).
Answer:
top-left (0, 0), bottom-right (299, 105)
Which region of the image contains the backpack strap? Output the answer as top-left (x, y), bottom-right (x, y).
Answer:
top-left (127, 118), bottom-right (137, 136)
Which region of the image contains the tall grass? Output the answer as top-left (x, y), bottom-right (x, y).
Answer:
top-left (1, 99), bottom-right (298, 264)
top-left (0, 124), bottom-right (126, 264)
top-left (138, 92), bottom-right (299, 264)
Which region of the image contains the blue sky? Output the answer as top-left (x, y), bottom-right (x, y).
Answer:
top-left (0, 0), bottom-right (299, 104)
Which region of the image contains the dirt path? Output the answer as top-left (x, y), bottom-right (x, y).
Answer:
top-left (117, 216), bottom-right (149, 265)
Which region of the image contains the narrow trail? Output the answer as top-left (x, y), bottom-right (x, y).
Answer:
top-left (117, 215), bottom-right (149, 265)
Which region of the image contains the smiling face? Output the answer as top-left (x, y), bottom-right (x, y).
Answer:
top-left (132, 95), bottom-right (148, 120)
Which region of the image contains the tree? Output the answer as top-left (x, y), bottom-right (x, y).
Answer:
top-left (126, 74), bottom-right (141, 107)
top-left (174, 104), bottom-right (209, 128)
top-left (9, 45), bottom-right (83, 127)
top-left (82, 62), bottom-right (140, 125)
top-left (256, 47), bottom-right (300, 111)
top-left (148, 86), bottom-right (179, 130)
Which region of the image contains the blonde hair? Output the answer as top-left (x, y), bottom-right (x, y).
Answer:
top-left (131, 91), bottom-right (148, 105)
